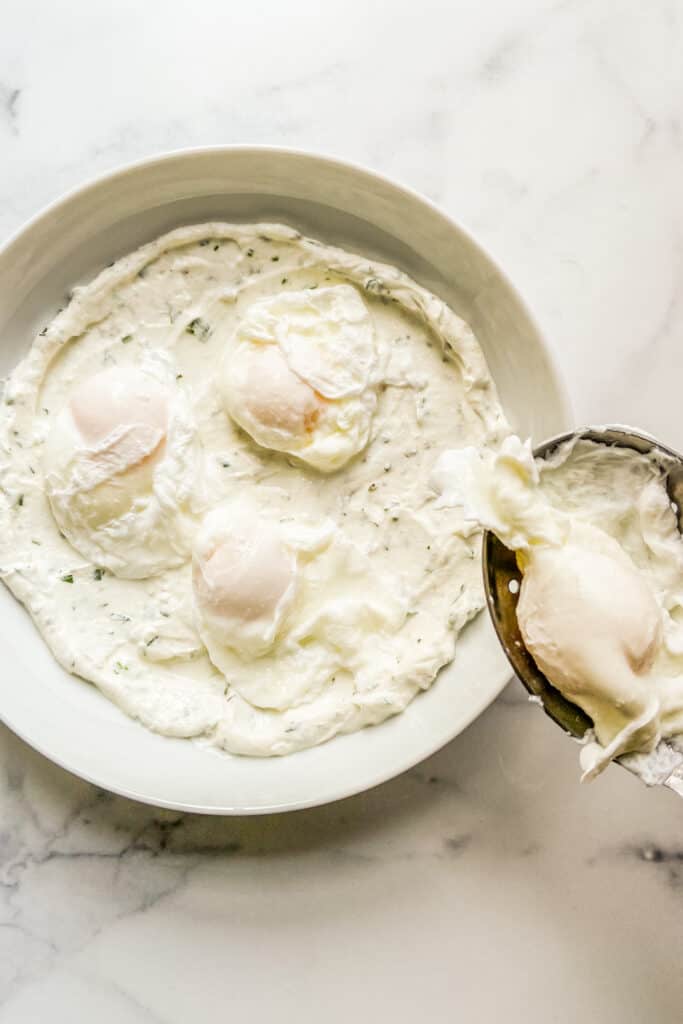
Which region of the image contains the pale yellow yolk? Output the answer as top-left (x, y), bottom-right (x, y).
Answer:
top-left (518, 533), bottom-right (663, 760)
top-left (242, 345), bottom-right (322, 437)
top-left (68, 368), bottom-right (170, 526)
top-left (194, 525), bottom-right (296, 637)
top-left (70, 367), bottom-right (168, 444)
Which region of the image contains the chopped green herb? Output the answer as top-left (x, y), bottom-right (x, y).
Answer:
top-left (186, 317), bottom-right (211, 341)
top-left (281, 277), bottom-right (288, 285)
top-left (271, 255), bottom-right (280, 262)
top-left (213, 243), bottom-right (220, 252)
top-left (93, 567), bottom-right (105, 581)
top-left (246, 248), bottom-right (254, 257)
top-left (31, 539), bottom-right (41, 546)
top-left (61, 573), bottom-right (74, 584)
top-left (121, 334), bottom-right (133, 344)
top-left (222, 461), bottom-right (231, 468)
top-left (199, 239), bottom-right (210, 247)
top-left (5, 397), bottom-right (14, 406)
top-left (145, 635), bottom-right (159, 647)
top-left (368, 482), bottom-right (377, 492)
top-left (114, 661), bottom-right (128, 673)
top-left (39, 327), bottom-right (48, 337)
top-left (365, 277), bottom-right (384, 294)
top-left (16, 494), bottom-right (23, 507)
top-left (176, 373), bottom-right (183, 380)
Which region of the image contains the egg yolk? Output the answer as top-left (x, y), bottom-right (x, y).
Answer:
top-left (240, 345), bottom-right (322, 437)
top-left (68, 368), bottom-right (170, 527)
top-left (70, 367), bottom-right (168, 444)
top-left (194, 528), bottom-right (296, 630)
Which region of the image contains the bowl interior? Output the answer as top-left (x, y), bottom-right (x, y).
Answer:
top-left (0, 148), bottom-right (571, 812)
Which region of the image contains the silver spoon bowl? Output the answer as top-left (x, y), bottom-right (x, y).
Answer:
top-left (482, 425), bottom-right (683, 787)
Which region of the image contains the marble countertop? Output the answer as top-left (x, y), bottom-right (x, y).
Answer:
top-left (1, 1), bottom-right (682, 1020)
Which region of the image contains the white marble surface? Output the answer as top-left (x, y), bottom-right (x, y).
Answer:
top-left (1, 1), bottom-right (682, 1020)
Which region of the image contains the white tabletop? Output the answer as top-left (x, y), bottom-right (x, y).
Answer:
top-left (1, 2), bottom-right (682, 1021)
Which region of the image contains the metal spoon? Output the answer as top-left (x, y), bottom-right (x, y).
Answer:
top-left (482, 425), bottom-right (683, 793)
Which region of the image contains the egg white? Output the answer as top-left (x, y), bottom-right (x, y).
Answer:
top-left (193, 501), bottom-right (407, 713)
top-left (221, 285), bottom-right (380, 472)
top-left (43, 356), bottom-right (199, 579)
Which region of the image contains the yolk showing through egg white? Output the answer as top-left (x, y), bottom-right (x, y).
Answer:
top-left (192, 504), bottom-right (409, 716)
top-left (193, 510), bottom-right (298, 659)
top-left (44, 363), bottom-right (198, 579)
top-left (221, 285), bottom-right (379, 472)
top-left (68, 367), bottom-right (168, 525)
top-left (235, 344), bottom-right (322, 437)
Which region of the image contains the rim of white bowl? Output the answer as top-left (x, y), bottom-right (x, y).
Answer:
top-left (0, 146), bottom-right (573, 813)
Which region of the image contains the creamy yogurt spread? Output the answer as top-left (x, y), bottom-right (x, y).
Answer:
top-left (0, 222), bottom-right (508, 756)
top-left (432, 436), bottom-right (683, 778)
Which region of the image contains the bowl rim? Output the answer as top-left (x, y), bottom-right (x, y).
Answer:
top-left (0, 145), bottom-right (573, 813)
top-left (0, 143), bottom-right (573, 426)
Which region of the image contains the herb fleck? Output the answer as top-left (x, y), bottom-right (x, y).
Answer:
top-left (39, 327), bottom-right (48, 337)
top-left (61, 573), bottom-right (74, 584)
top-left (281, 277), bottom-right (288, 285)
top-left (16, 494), bottom-right (24, 507)
top-left (186, 317), bottom-right (211, 341)
top-left (5, 397), bottom-right (14, 406)
top-left (145, 635), bottom-right (159, 647)
top-left (365, 277), bottom-right (384, 294)
top-left (213, 243), bottom-right (220, 252)
top-left (93, 567), bottom-right (105, 581)
top-left (271, 255), bottom-right (280, 262)
top-left (114, 661), bottom-right (128, 673)
top-left (246, 248), bottom-right (254, 258)
top-left (176, 373), bottom-right (183, 380)
top-left (368, 482), bottom-right (377, 492)
top-left (121, 334), bottom-right (133, 344)
top-left (199, 239), bottom-right (210, 247)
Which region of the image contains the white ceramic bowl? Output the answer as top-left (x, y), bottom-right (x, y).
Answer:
top-left (0, 147), bottom-right (571, 813)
